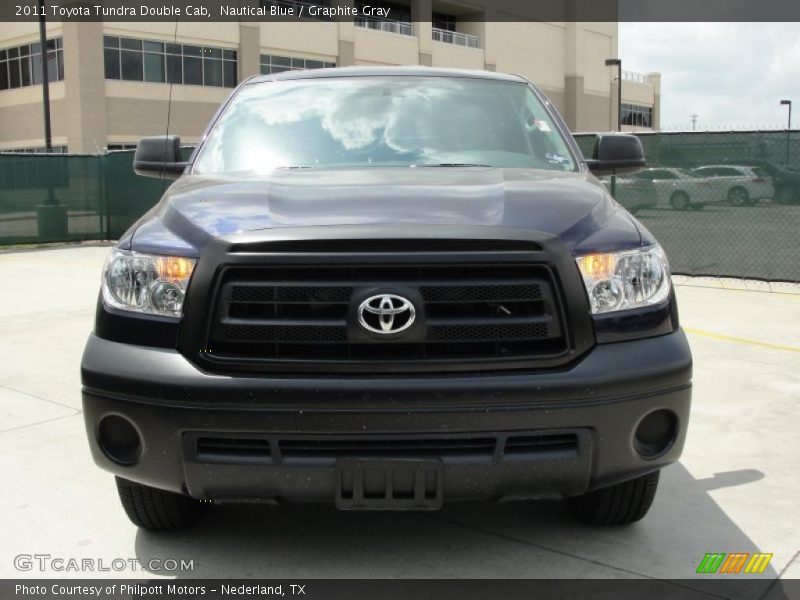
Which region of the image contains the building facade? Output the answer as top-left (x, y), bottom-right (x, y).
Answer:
top-left (0, 1), bottom-right (661, 153)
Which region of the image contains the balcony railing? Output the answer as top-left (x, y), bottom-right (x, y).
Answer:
top-left (432, 27), bottom-right (481, 49)
top-left (622, 70), bottom-right (652, 85)
top-left (355, 15), bottom-right (414, 36)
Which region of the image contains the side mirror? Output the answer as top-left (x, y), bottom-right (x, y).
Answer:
top-left (586, 134), bottom-right (645, 176)
top-left (133, 135), bottom-right (188, 179)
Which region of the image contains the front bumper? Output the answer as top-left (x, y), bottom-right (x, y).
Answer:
top-left (81, 330), bottom-right (692, 504)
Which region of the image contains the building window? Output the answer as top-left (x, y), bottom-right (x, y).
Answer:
top-left (354, 1), bottom-right (413, 36)
top-left (0, 38), bottom-right (63, 91)
top-left (0, 145), bottom-right (67, 153)
top-left (106, 142), bottom-right (195, 152)
top-left (260, 0), bottom-right (333, 21)
top-left (260, 54), bottom-right (335, 75)
top-left (432, 13), bottom-right (456, 32)
top-left (104, 36), bottom-right (237, 87)
top-left (431, 13), bottom-right (481, 48)
top-left (621, 103), bottom-right (653, 128)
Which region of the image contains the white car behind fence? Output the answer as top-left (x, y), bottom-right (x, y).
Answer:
top-left (687, 165), bottom-right (774, 207)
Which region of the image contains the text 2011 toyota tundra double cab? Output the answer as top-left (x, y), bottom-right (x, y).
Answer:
top-left (81, 67), bottom-right (692, 531)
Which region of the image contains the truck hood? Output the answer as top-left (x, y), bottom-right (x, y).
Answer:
top-left (128, 167), bottom-right (643, 256)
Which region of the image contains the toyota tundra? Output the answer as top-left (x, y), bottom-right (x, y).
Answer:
top-left (81, 67), bottom-right (692, 530)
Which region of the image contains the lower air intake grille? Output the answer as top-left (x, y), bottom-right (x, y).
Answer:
top-left (193, 433), bottom-right (579, 465)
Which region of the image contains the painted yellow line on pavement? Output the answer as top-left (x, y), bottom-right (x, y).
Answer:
top-left (685, 327), bottom-right (800, 353)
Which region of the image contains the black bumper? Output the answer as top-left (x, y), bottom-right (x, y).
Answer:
top-left (81, 330), bottom-right (692, 504)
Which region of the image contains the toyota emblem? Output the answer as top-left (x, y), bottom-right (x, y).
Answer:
top-left (357, 294), bottom-right (416, 335)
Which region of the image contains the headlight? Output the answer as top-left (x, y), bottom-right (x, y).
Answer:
top-left (575, 245), bottom-right (670, 314)
top-left (102, 249), bottom-right (196, 317)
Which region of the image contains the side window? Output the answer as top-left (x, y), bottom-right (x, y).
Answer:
top-left (521, 92), bottom-right (573, 169)
top-left (650, 170), bottom-right (673, 180)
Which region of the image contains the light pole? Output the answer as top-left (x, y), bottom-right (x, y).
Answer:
top-left (691, 114), bottom-right (698, 131)
top-left (781, 100), bottom-right (792, 164)
top-left (35, 0), bottom-right (67, 240)
top-left (605, 59), bottom-right (622, 198)
top-left (38, 0), bottom-right (52, 153)
top-left (780, 99), bottom-right (792, 129)
top-left (605, 58), bottom-right (622, 132)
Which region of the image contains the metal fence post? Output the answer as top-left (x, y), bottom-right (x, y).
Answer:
top-left (101, 154), bottom-right (110, 240)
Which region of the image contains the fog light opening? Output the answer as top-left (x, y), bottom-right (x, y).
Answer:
top-left (634, 409), bottom-right (677, 459)
top-left (98, 415), bottom-right (142, 465)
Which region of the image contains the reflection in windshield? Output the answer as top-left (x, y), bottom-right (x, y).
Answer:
top-left (193, 76), bottom-right (576, 174)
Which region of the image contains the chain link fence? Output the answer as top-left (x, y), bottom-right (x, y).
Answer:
top-left (574, 131), bottom-right (799, 282)
top-left (1, 132), bottom-right (798, 281)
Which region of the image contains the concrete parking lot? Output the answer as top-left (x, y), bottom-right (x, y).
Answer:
top-left (0, 245), bottom-right (798, 595)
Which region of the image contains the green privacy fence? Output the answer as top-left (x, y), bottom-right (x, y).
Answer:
top-left (0, 151), bottom-right (168, 244)
top-left (1, 132), bottom-right (799, 281)
top-left (574, 131), bottom-right (800, 282)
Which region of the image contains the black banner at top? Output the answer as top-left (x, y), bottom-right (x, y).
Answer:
top-left (2, 0), bottom-right (800, 22)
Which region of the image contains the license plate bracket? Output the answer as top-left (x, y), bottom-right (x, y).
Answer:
top-left (335, 458), bottom-right (443, 510)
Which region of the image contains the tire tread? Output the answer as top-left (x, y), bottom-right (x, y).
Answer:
top-left (116, 477), bottom-right (205, 531)
top-left (568, 470), bottom-right (660, 526)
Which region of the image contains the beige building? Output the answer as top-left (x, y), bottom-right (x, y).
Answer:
top-left (0, 1), bottom-right (661, 153)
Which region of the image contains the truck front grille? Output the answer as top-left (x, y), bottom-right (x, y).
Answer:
top-left (201, 249), bottom-right (571, 373)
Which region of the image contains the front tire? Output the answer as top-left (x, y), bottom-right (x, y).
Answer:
top-left (567, 470), bottom-right (660, 525)
top-left (669, 191), bottom-right (691, 211)
top-left (116, 477), bottom-right (207, 531)
top-left (728, 186), bottom-right (750, 207)
top-left (775, 186), bottom-right (796, 205)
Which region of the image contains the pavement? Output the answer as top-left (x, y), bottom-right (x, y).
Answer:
top-left (0, 245), bottom-right (798, 595)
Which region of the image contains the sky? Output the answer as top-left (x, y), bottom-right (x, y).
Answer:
top-left (618, 22), bottom-right (800, 131)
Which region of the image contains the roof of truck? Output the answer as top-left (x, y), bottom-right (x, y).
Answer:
top-left (246, 65), bottom-right (527, 85)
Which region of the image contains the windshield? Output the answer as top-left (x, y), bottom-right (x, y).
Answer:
top-left (192, 76), bottom-right (577, 175)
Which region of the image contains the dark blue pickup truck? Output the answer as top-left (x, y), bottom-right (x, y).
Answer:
top-left (81, 67), bottom-right (691, 530)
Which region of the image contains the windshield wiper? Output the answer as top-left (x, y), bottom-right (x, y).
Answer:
top-left (277, 164), bottom-right (494, 170)
top-left (415, 163), bottom-right (492, 168)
